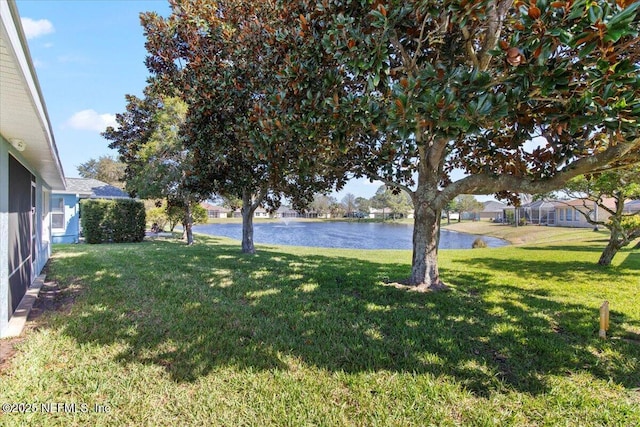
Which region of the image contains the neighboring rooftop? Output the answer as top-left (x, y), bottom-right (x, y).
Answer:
top-left (59, 178), bottom-right (130, 199)
top-left (482, 200), bottom-right (507, 212)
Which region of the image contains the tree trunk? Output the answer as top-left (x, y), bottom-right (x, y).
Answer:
top-left (241, 191), bottom-right (257, 254)
top-left (410, 197), bottom-right (447, 290)
top-left (183, 201), bottom-right (194, 245)
top-left (598, 239), bottom-right (621, 266)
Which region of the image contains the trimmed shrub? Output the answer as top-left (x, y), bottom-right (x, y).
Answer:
top-left (81, 200), bottom-right (106, 244)
top-left (81, 199), bottom-right (146, 244)
top-left (472, 237), bottom-right (488, 249)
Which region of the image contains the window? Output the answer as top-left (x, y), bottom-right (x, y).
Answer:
top-left (31, 182), bottom-right (37, 232)
top-left (559, 208), bottom-right (565, 221)
top-left (42, 191), bottom-right (50, 244)
top-left (52, 197), bottom-right (65, 229)
top-left (566, 208), bottom-right (572, 221)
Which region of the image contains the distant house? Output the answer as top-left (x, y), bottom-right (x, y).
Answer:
top-left (624, 200), bottom-right (640, 214)
top-left (441, 211), bottom-right (460, 221)
top-left (274, 206), bottom-right (300, 218)
top-left (553, 198), bottom-right (616, 228)
top-left (51, 178), bottom-right (130, 243)
top-left (232, 207), bottom-right (269, 218)
top-left (479, 200), bottom-right (507, 222)
top-left (201, 202), bottom-right (231, 219)
top-left (368, 207), bottom-right (413, 220)
top-left (1, 0), bottom-right (66, 337)
top-left (368, 207), bottom-right (390, 219)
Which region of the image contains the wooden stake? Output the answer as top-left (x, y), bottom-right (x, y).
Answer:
top-left (599, 301), bottom-right (609, 339)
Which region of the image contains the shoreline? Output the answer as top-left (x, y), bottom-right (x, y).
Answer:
top-left (441, 220), bottom-right (611, 246)
top-left (184, 218), bottom-right (614, 248)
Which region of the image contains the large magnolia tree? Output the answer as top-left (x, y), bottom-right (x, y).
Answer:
top-left (140, 0), bottom-right (351, 253)
top-left (281, 0), bottom-right (640, 289)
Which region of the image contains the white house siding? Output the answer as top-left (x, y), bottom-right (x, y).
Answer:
top-left (625, 200), bottom-right (640, 214)
top-left (554, 204), bottom-right (609, 228)
top-left (0, 139), bottom-right (10, 335)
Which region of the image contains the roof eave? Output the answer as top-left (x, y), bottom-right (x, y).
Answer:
top-left (0, 0), bottom-right (65, 190)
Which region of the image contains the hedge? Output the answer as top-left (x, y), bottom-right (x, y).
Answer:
top-left (81, 199), bottom-right (146, 244)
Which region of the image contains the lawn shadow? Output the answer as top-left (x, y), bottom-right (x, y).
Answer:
top-left (619, 250), bottom-right (640, 271)
top-left (50, 238), bottom-right (640, 397)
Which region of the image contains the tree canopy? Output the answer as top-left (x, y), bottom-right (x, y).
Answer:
top-left (77, 155), bottom-right (126, 188)
top-left (282, 0), bottom-right (640, 288)
top-left (140, 0), bottom-right (352, 253)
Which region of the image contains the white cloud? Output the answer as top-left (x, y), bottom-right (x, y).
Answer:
top-left (21, 18), bottom-right (55, 40)
top-left (57, 54), bottom-right (88, 64)
top-left (66, 109), bottom-right (117, 132)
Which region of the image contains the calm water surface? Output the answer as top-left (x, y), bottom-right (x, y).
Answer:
top-left (192, 221), bottom-right (508, 250)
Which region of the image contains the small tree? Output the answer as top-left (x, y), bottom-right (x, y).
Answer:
top-left (309, 194), bottom-right (337, 217)
top-left (454, 195), bottom-right (484, 222)
top-left (166, 202), bottom-right (184, 232)
top-left (146, 206), bottom-right (168, 231)
top-left (330, 201), bottom-right (346, 218)
top-left (443, 199), bottom-right (456, 225)
top-left (77, 155), bottom-right (126, 188)
top-left (564, 166), bottom-right (640, 265)
top-left (371, 185), bottom-right (393, 221)
top-left (342, 193), bottom-right (357, 217)
top-left (104, 96), bottom-right (201, 245)
top-left (355, 197), bottom-right (371, 216)
top-left (220, 196), bottom-right (242, 214)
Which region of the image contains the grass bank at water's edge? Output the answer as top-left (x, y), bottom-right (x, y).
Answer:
top-left (0, 231), bottom-right (638, 425)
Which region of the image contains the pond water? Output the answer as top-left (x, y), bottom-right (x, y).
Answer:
top-left (192, 221), bottom-right (508, 250)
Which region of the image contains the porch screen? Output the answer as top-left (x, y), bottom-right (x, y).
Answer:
top-left (8, 154), bottom-right (33, 317)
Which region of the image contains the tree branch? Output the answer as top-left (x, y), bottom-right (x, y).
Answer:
top-left (389, 34), bottom-right (413, 73)
top-left (412, 10), bottom-right (432, 70)
top-left (461, 26), bottom-right (479, 68)
top-left (368, 171), bottom-right (415, 197)
top-left (438, 138), bottom-right (640, 203)
top-left (477, 0), bottom-right (513, 70)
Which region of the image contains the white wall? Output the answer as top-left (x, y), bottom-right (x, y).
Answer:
top-left (0, 138), bottom-right (10, 334)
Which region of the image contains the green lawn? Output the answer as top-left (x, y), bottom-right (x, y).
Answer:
top-left (1, 229), bottom-right (639, 426)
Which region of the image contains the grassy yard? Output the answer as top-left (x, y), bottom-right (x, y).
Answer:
top-left (1, 228), bottom-right (639, 425)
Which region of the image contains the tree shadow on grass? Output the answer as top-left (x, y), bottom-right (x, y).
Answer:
top-left (619, 250), bottom-right (640, 271)
top-left (51, 238), bottom-right (640, 397)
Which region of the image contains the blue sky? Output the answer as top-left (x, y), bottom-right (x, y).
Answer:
top-left (17, 0), bottom-right (384, 200)
top-left (17, 1), bottom-right (168, 171)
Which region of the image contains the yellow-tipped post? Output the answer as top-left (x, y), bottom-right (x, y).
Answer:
top-left (599, 301), bottom-right (609, 339)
